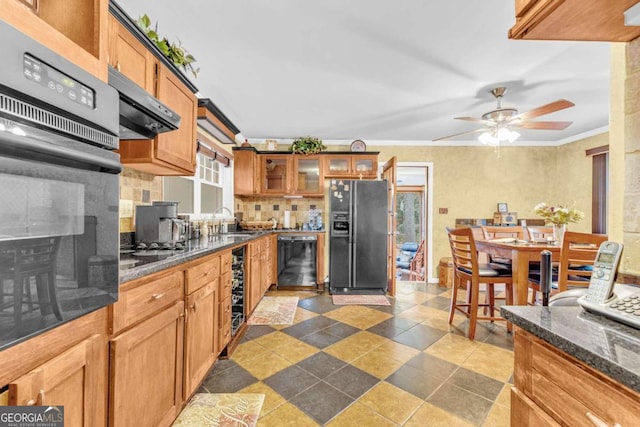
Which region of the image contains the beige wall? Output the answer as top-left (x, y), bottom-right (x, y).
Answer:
top-left (371, 140), bottom-right (605, 278)
top-left (620, 37), bottom-right (640, 275)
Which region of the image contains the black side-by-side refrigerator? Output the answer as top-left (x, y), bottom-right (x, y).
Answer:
top-left (329, 179), bottom-right (388, 294)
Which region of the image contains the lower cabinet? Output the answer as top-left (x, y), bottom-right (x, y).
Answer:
top-left (248, 241), bottom-right (261, 315)
top-left (183, 282), bottom-right (217, 399)
top-left (109, 301), bottom-right (185, 427)
top-left (9, 334), bottom-right (105, 425)
top-left (512, 328), bottom-right (640, 426)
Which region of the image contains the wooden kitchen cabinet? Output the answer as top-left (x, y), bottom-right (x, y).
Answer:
top-left (218, 251), bottom-right (232, 350)
top-left (9, 334), bottom-right (106, 426)
top-left (261, 235), bottom-right (274, 294)
top-left (261, 154), bottom-right (293, 194)
top-left (247, 240), bottom-right (262, 315)
top-left (294, 156), bottom-right (324, 195)
top-left (0, 0), bottom-right (108, 80)
top-left (512, 328), bottom-right (640, 426)
top-left (183, 254), bottom-right (220, 400)
top-left (509, 0), bottom-right (640, 42)
top-left (324, 154), bottom-right (378, 179)
top-left (107, 14), bottom-right (155, 91)
top-left (109, 301), bottom-right (185, 427)
top-left (109, 5), bottom-right (198, 176)
top-left (108, 270), bottom-right (185, 427)
top-left (233, 148), bottom-right (260, 195)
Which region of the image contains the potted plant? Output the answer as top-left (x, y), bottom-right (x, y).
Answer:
top-left (136, 14), bottom-right (199, 78)
top-left (289, 136), bottom-right (326, 154)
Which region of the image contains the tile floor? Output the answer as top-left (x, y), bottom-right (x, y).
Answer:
top-left (196, 281), bottom-right (514, 426)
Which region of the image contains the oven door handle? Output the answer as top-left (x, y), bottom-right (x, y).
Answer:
top-left (0, 132), bottom-right (122, 174)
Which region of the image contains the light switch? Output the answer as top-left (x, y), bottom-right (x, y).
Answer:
top-left (439, 208), bottom-right (448, 214)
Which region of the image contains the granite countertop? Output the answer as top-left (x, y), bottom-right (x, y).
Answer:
top-left (119, 232), bottom-right (266, 283)
top-left (501, 291), bottom-right (640, 393)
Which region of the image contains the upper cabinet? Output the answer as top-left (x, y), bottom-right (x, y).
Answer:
top-left (108, 4), bottom-right (198, 176)
top-left (232, 147), bottom-right (378, 197)
top-left (107, 14), bottom-right (155, 91)
top-left (509, 0), bottom-right (640, 41)
top-left (1, 0), bottom-right (109, 80)
top-left (324, 154), bottom-right (378, 179)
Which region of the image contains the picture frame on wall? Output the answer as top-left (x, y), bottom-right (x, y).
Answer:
top-left (497, 202), bottom-right (508, 213)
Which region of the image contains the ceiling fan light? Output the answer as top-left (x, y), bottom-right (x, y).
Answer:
top-left (478, 132), bottom-right (493, 145)
top-left (497, 126), bottom-right (511, 141)
top-left (508, 130), bottom-right (520, 143)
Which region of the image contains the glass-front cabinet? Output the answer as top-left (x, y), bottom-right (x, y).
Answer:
top-left (325, 154), bottom-right (377, 178)
top-left (261, 155), bottom-right (292, 193)
top-left (293, 156), bottom-right (323, 195)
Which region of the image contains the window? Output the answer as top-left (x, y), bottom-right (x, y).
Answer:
top-left (164, 153), bottom-right (232, 215)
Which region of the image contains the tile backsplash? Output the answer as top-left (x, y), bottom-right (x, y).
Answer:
top-left (119, 167), bottom-right (163, 233)
top-left (235, 196), bottom-right (325, 229)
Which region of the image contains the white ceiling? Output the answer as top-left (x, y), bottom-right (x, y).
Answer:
top-left (118, 0), bottom-right (612, 146)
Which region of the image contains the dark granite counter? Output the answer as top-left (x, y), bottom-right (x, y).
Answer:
top-left (119, 232), bottom-right (267, 283)
top-left (501, 289), bottom-right (640, 393)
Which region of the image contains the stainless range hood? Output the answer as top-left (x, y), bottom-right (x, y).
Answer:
top-left (108, 66), bottom-right (181, 139)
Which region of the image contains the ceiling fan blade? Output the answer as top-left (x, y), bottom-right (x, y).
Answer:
top-left (511, 99), bottom-right (575, 121)
top-left (454, 116), bottom-right (495, 126)
top-left (432, 128), bottom-right (486, 142)
top-left (510, 121), bottom-right (573, 130)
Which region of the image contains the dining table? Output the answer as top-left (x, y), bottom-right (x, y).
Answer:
top-left (475, 239), bottom-right (561, 305)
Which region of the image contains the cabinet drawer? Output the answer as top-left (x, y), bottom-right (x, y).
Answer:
top-left (511, 387), bottom-right (560, 426)
top-left (220, 251), bottom-right (232, 273)
top-left (219, 296), bottom-right (231, 346)
top-left (185, 254), bottom-right (220, 294)
top-left (111, 270), bottom-right (184, 334)
top-left (220, 271), bottom-right (231, 300)
top-left (529, 339), bottom-right (640, 426)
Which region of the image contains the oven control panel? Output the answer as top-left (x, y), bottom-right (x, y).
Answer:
top-left (23, 53), bottom-right (95, 109)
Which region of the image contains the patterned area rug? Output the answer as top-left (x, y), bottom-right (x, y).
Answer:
top-left (247, 296), bottom-right (299, 325)
top-left (172, 393), bottom-right (264, 426)
top-left (332, 294), bottom-right (391, 306)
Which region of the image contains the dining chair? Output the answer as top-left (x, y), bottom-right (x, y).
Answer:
top-left (447, 227), bottom-right (513, 340)
top-left (528, 231), bottom-right (607, 304)
top-left (526, 225), bottom-right (555, 242)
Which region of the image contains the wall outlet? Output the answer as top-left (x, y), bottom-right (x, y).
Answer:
top-left (439, 208), bottom-right (448, 214)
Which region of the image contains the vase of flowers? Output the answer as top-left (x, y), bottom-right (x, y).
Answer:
top-left (533, 203), bottom-right (584, 242)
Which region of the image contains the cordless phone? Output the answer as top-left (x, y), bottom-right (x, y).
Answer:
top-left (577, 242), bottom-right (640, 330)
top-left (583, 241), bottom-right (623, 303)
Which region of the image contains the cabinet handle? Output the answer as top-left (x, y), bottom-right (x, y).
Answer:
top-left (116, 61), bottom-right (121, 72)
top-left (36, 390), bottom-right (45, 406)
top-left (586, 412), bottom-right (621, 427)
top-left (191, 301), bottom-right (197, 311)
top-left (151, 293), bottom-right (165, 300)
top-left (26, 399), bottom-right (36, 406)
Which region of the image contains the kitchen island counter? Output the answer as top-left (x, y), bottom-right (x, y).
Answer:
top-left (501, 298), bottom-right (640, 393)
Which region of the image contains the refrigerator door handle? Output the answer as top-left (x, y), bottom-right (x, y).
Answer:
top-left (350, 181), bottom-right (356, 288)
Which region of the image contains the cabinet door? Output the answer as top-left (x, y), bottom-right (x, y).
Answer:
top-left (325, 156), bottom-right (352, 176)
top-left (294, 156), bottom-right (323, 194)
top-left (155, 63), bottom-right (198, 174)
top-left (109, 301), bottom-right (184, 427)
top-left (184, 282), bottom-right (217, 399)
top-left (9, 335), bottom-right (105, 427)
top-left (247, 242), bottom-right (261, 314)
top-left (233, 149), bottom-right (258, 195)
top-left (261, 155), bottom-right (292, 194)
top-left (353, 155), bottom-right (378, 178)
top-left (107, 16), bottom-right (155, 92)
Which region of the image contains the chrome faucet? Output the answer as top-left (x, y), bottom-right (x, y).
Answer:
top-left (213, 206), bottom-right (234, 233)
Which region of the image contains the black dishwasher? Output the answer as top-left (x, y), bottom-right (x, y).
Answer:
top-left (277, 235), bottom-right (317, 287)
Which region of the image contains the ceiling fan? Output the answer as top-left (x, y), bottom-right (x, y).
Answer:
top-left (434, 87), bottom-right (575, 145)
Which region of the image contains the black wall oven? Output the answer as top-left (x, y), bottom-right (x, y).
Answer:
top-left (0, 21), bottom-right (121, 350)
